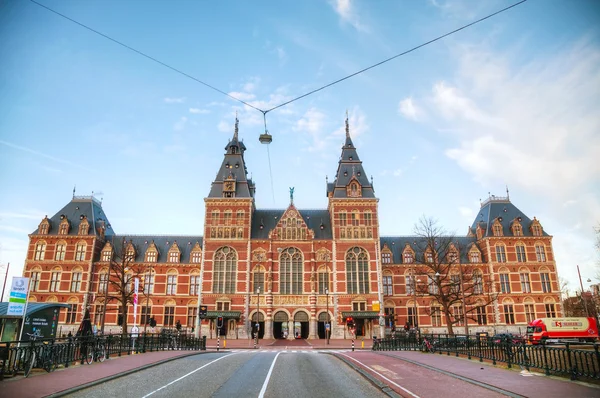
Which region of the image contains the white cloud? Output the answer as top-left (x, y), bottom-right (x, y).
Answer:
top-left (398, 97), bottom-right (422, 120)
top-left (330, 0), bottom-right (369, 32)
top-left (392, 169), bottom-right (402, 177)
top-left (164, 97), bottom-right (186, 103)
top-left (218, 120), bottom-right (230, 133)
top-left (173, 116), bottom-right (187, 131)
top-left (189, 108), bottom-right (210, 114)
top-left (332, 107), bottom-right (369, 140)
top-left (228, 91), bottom-right (256, 101)
top-left (294, 108), bottom-right (327, 152)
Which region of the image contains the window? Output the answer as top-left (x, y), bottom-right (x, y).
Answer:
top-left (473, 271), bottom-right (483, 294)
top-left (469, 251), bottom-right (480, 263)
top-left (448, 251), bottom-right (458, 263)
top-left (495, 245), bottom-right (506, 262)
top-left (453, 306), bottom-right (464, 326)
top-left (190, 274), bottom-right (200, 295)
top-left (500, 273), bottom-right (511, 293)
top-left (382, 252), bottom-right (392, 264)
top-left (408, 306), bottom-right (418, 327)
top-left (34, 242), bottom-right (46, 260)
top-left (75, 243), bottom-right (86, 261)
top-left (318, 271), bottom-right (329, 294)
top-left (545, 303), bottom-right (556, 318)
top-left (451, 274), bottom-right (461, 294)
top-left (520, 272), bottom-right (531, 293)
top-left (224, 211), bottom-right (232, 225)
top-left (403, 252), bottom-right (414, 264)
top-left (78, 221), bottom-right (89, 235)
top-left (431, 307), bottom-right (442, 327)
top-left (94, 304), bottom-right (104, 326)
top-left (476, 306), bottom-right (487, 325)
top-left (406, 275), bottom-right (415, 295)
top-left (50, 270), bottom-right (61, 292)
top-left (503, 304), bottom-right (515, 324)
top-left (513, 224), bottom-right (523, 236)
top-left (535, 244), bottom-right (546, 262)
top-left (425, 251), bottom-right (434, 263)
top-left (71, 272), bottom-right (82, 292)
top-left (141, 305), bottom-right (151, 325)
top-left (541, 273), bottom-right (552, 293)
top-left (126, 248), bottom-right (135, 261)
top-left (525, 304), bottom-right (535, 323)
top-left (146, 250), bottom-right (157, 263)
top-left (346, 247), bottom-right (369, 294)
top-left (59, 222), bottom-right (68, 235)
top-left (30, 272), bottom-right (41, 292)
top-left (187, 307), bottom-right (197, 329)
top-left (364, 212), bottom-right (372, 226)
top-left (55, 243), bottom-right (66, 261)
top-left (383, 275), bottom-right (393, 296)
top-left (167, 274), bottom-right (177, 295)
top-left (99, 273), bottom-right (108, 293)
top-left (168, 251), bottom-right (179, 263)
top-left (253, 269), bottom-right (264, 293)
top-left (213, 247), bottom-right (237, 294)
top-left (532, 224), bottom-right (542, 236)
top-left (339, 212), bottom-right (347, 226)
top-left (428, 275), bottom-right (439, 294)
top-left (191, 251), bottom-right (201, 263)
top-left (493, 224), bottom-right (502, 236)
top-left (352, 211), bottom-right (360, 226)
top-left (39, 221), bottom-right (49, 234)
top-left (164, 307), bottom-right (175, 326)
top-left (280, 248), bottom-right (303, 294)
top-left (352, 302), bottom-right (366, 311)
top-left (516, 244), bottom-right (526, 262)
top-left (212, 210), bottom-right (219, 224)
top-left (236, 210), bottom-right (244, 224)
top-left (101, 250), bottom-right (112, 262)
top-left (66, 304), bottom-right (77, 324)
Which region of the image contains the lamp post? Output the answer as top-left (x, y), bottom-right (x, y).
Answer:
top-left (577, 265), bottom-right (591, 317)
top-left (412, 270), bottom-right (418, 331)
top-left (142, 265), bottom-right (153, 334)
top-left (326, 287), bottom-right (330, 344)
top-left (255, 286), bottom-right (261, 347)
top-left (456, 242), bottom-right (469, 336)
top-left (100, 258), bottom-right (111, 335)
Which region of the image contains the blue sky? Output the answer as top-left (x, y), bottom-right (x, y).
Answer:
top-left (1, 0), bottom-right (599, 299)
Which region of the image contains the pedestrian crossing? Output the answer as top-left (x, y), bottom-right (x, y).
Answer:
top-left (225, 349), bottom-right (353, 354)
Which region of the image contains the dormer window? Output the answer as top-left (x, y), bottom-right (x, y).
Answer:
top-left (381, 251), bottom-right (392, 264)
top-left (448, 251), bottom-right (458, 263)
top-left (469, 250), bottom-right (480, 263)
top-left (78, 218), bottom-right (89, 235)
top-left (346, 180), bottom-right (362, 197)
top-left (425, 250), bottom-right (434, 263)
top-left (168, 250), bottom-right (180, 263)
top-left (126, 247), bottom-right (136, 261)
top-left (403, 249), bottom-right (414, 264)
top-left (102, 250), bottom-right (112, 262)
top-left (59, 218), bottom-right (69, 235)
top-left (191, 250), bottom-right (202, 263)
top-left (530, 217), bottom-right (543, 236)
top-left (146, 250), bottom-right (158, 263)
top-left (39, 217), bottom-right (50, 235)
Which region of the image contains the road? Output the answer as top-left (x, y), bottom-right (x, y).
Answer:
top-left (63, 350), bottom-right (388, 398)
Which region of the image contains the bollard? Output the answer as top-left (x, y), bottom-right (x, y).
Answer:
top-left (352, 339), bottom-right (355, 351)
top-left (217, 337), bottom-right (220, 352)
top-left (224, 339), bottom-right (226, 349)
top-left (362, 341), bottom-right (364, 349)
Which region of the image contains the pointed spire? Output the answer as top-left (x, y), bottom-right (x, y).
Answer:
top-left (345, 110), bottom-right (350, 139)
top-left (506, 185), bottom-right (510, 200)
top-left (72, 185), bottom-right (76, 198)
top-left (234, 111), bottom-right (239, 141)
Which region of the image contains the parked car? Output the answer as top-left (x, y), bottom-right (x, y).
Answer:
top-left (492, 333), bottom-right (524, 344)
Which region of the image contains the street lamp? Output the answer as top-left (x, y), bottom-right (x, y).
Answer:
top-left (326, 287), bottom-right (330, 344)
top-left (255, 286), bottom-right (261, 347)
top-left (142, 265), bottom-right (153, 334)
top-left (411, 270), bottom-right (418, 331)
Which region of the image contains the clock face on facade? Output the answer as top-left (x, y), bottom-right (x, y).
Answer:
top-left (224, 181), bottom-right (234, 191)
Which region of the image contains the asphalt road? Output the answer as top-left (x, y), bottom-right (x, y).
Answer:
top-left (63, 351), bottom-right (388, 398)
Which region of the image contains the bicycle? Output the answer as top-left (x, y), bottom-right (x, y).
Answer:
top-left (421, 337), bottom-right (436, 353)
top-left (17, 331), bottom-right (44, 378)
top-left (86, 339), bottom-right (106, 364)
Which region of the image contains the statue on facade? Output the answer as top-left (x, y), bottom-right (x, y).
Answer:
top-left (289, 187), bottom-right (294, 203)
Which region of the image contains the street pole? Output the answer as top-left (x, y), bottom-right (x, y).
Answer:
top-left (577, 265), bottom-right (591, 317)
top-left (326, 287), bottom-right (330, 344)
top-left (412, 270), bottom-right (418, 331)
top-left (143, 266), bottom-right (152, 334)
top-left (1, 262), bottom-right (9, 302)
top-left (100, 260), bottom-right (111, 335)
top-left (255, 287), bottom-right (260, 348)
top-left (456, 242), bottom-right (468, 336)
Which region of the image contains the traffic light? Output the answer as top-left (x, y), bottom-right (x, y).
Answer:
top-left (150, 317), bottom-right (157, 327)
top-left (217, 316), bottom-right (224, 328)
top-left (346, 316), bottom-right (354, 328)
top-left (199, 305), bottom-right (208, 318)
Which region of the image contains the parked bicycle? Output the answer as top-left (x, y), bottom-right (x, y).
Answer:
top-left (421, 337), bottom-right (436, 353)
top-left (85, 338), bottom-right (106, 364)
top-left (15, 330), bottom-right (55, 378)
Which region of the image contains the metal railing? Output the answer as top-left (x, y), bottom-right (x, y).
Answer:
top-left (373, 333), bottom-right (600, 382)
top-left (0, 332), bottom-right (206, 381)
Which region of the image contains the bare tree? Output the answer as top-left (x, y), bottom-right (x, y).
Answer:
top-left (411, 216), bottom-right (497, 336)
top-left (100, 238), bottom-right (144, 336)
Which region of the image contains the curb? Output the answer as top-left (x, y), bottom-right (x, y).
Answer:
top-left (327, 352), bottom-right (402, 398)
top-left (45, 351), bottom-right (208, 398)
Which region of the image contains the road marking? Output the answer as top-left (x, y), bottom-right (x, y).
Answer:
top-left (141, 353), bottom-right (236, 397)
top-left (339, 353), bottom-right (421, 398)
top-left (258, 351), bottom-right (281, 398)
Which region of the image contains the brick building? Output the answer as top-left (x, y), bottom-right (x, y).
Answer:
top-left (21, 118), bottom-right (562, 338)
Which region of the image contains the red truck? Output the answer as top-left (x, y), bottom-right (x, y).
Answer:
top-left (526, 317), bottom-right (599, 344)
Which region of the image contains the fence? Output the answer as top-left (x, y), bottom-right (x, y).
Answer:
top-left (0, 332), bottom-right (206, 381)
top-left (373, 333), bottom-right (600, 382)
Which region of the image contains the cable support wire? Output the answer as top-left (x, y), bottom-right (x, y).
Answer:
top-left (31, 0), bottom-right (527, 118)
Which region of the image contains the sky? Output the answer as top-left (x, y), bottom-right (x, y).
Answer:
top-left (1, 0), bottom-right (599, 300)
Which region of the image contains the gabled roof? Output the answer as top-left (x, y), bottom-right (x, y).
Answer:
top-left (207, 118), bottom-right (255, 198)
top-left (379, 236), bottom-right (477, 264)
top-left (251, 209), bottom-right (332, 239)
top-left (109, 235), bottom-right (203, 264)
top-left (470, 194), bottom-right (549, 237)
top-left (328, 117), bottom-right (375, 199)
top-left (30, 196), bottom-right (114, 238)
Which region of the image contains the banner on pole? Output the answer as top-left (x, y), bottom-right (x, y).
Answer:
top-left (8, 277), bottom-right (29, 316)
top-left (133, 277), bottom-right (139, 324)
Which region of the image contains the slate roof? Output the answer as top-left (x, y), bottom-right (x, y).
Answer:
top-left (30, 196), bottom-right (115, 238)
top-left (328, 118), bottom-right (375, 199)
top-left (469, 195), bottom-right (549, 237)
top-left (109, 235), bottom-right (203, 264)
top-left (207, 119), bottom-right (255, 198)
top-left (379, 235), bottom-right (477, 264)
top-left (251, 209), bottom-right (333, 240)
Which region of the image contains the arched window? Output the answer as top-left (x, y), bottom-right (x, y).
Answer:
top-left (535, 243), bottom-right (547, 262)
top-left (280, 248), bottom-right (303, 294)
top-left (34, 241), bottom-right (47, 261)
top-left (55, 241), bottom-right (67, 261)
top-left (346, 247), bottom-right (369, 294)
top-left (213, 247), bottom-right (237, 294)
top-left (75, 242), bottom-right (87, 261)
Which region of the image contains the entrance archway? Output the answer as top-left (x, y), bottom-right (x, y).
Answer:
top-left (317, 312), bottom-right (328, 339)
top-left (250, 311), bottom-right (265, 339)
top-left (273, 311), bottom-right (288, 339)
top-left (294, 311), bottom-right (309, 339)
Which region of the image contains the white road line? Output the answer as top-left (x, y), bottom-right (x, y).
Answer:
top-left (141, 353), bottom-right (236, 398)
top-left (339, 353), bottom-right (421, 398)
top-left (258, 351), bottom-right (281, 398)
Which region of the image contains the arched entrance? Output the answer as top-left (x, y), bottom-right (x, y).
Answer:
top-left (294, 311), bottom-right (309, 339)
top-left (317, 312), bottom-right (328, 339)
top-left (251, 311), bottom-right (265, 339)
top-left (273, 311), bottom-right (288, 339)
